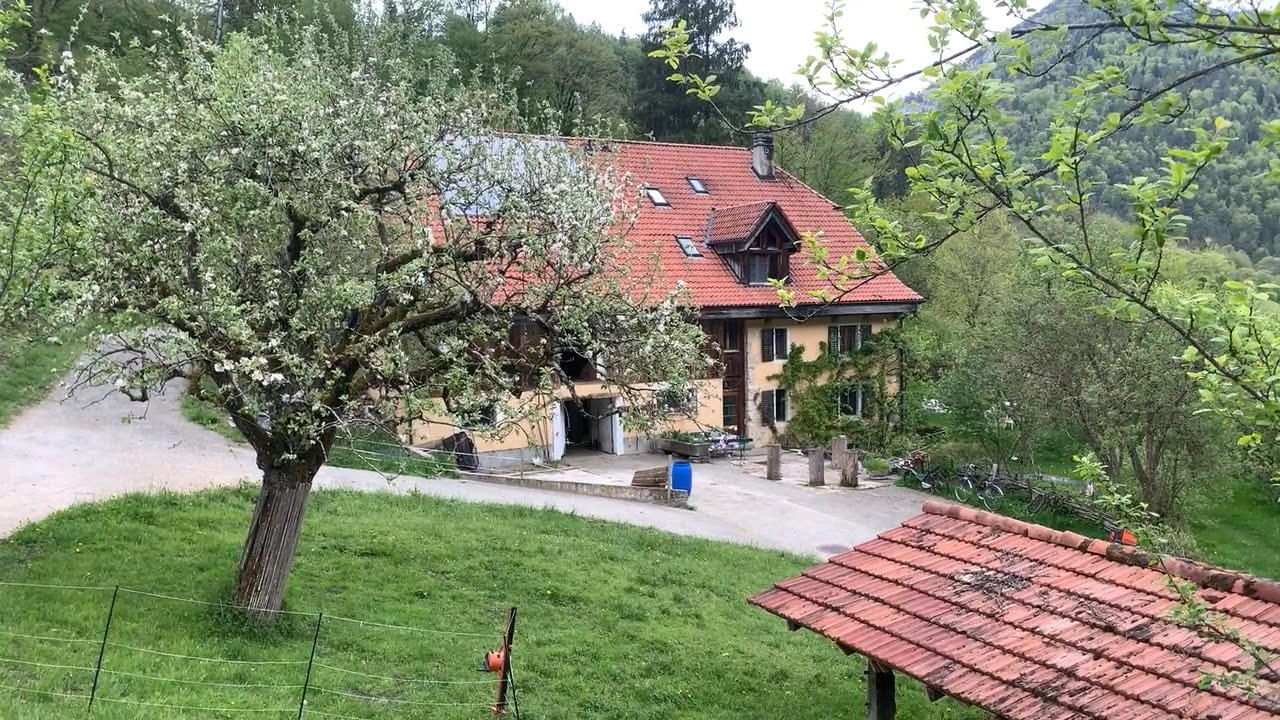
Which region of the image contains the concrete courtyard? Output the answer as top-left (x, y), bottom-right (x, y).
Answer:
top-left (0, 381), bottom-right (929, 559)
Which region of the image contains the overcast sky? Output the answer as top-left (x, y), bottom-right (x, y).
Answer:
top-left (557, 0), bottom-right (1031, 97)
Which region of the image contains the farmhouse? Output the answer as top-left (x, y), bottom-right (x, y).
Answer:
top-left (409, 134), bottom-right (923, 468)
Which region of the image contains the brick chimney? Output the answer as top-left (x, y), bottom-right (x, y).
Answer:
top-left (751, 132), bottom-right (775, 179)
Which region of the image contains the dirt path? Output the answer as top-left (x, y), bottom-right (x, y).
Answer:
top-left (0, 383), bottom-right (928, 558)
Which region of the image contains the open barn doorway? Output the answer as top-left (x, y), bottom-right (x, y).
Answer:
top-left (559, 397), bottom-right (622, 457)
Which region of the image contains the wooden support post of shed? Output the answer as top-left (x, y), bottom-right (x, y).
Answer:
top-left (806, 447), bottom-right (825, 486)
top-left (865, 660), bottom-right (896, 720)
top-left (766, 444), bottom-right (782, 481)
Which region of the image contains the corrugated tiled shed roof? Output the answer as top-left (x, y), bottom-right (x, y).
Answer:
top-left (584, 139), bottom-right (923, 309)
top-left (750, 500), bottom-right (1280, 720)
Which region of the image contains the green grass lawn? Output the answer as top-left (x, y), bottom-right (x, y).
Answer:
top-left (1188, 478), bottom-right (1280, 579)
top-left (0, 332), bottom-right (85, 427)
top-left (0, 489), bottom-right (986, 720)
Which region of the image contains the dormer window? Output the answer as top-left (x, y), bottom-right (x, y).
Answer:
top-left (746, 252), bottom-right (787, 284)
top-left (687, 177), bottom-right (708, 194)
top-left (675, 235), bottom-right (701, 257)
top-left (703, 201), bottom-right (800, 287)
top-left (645, 187), bottom-right (669, 206)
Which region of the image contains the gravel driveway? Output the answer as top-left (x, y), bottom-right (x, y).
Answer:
top-left (0, 382), bottom-right (928, 558)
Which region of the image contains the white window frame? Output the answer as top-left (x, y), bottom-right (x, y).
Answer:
top-left (833, 323), bottom-right (872, 354)
top-left (645, 187), bottom-right (669, 206)
top-left (687, 177), bottom-right (708, 194)
top-left (675, 235), bottom-right (701, 257)
top-left (837, 385), bottom-right (864, 418)
top-left (763, 327), bottom-right (788, 362)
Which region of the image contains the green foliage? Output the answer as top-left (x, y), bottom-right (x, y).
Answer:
top-left (635, 0), bottom-right (763, 143)
top-left (1166, 576), bottom-right (1278, 698)
top-left (445, 0), bottom-right (633, 135)
top-left (0, 329), bottom-right (84, 426)
top-left (0, 489), bottom-right (992, 719)
top-left (771, 332), bottom-right (897, 452)
top-left (660, 0), bottom-right (1280, 487)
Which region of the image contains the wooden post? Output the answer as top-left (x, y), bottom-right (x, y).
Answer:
top-left (806, 447), bottom-right (824, 486)
top-left (493, 606), bottom-right (518, 715)
top-left (866, 660), bottom-right (896, 719)
top-left (830, 435), bottom-right (847, 470)
top-left (766, 444), bottom-right (781, 481)
top-left (840, 451), bottom-right (860, 488)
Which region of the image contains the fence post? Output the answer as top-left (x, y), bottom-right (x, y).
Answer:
top-left (493, 606), bottom-right (518, 716)
top-left (297, 612), bottom-right (323, 720)
top-left (88, 585), bottom-right (119, 711)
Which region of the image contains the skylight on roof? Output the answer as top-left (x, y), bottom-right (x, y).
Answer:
top-left (687, 177), bottom-right (708, 194)
top-left (675, 235), bottom-right (701, 257)
top-left (646, 187), bottom-right (669, 206)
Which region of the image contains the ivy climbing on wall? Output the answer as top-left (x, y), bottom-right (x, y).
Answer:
top-left (769, 328), bottom-right (902, 452)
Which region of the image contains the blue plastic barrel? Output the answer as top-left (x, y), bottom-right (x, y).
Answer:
top-left (670, 461), bottom-right (693, 494)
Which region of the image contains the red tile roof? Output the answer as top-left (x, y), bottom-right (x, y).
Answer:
top-left (705, 201), bottom-right (780, 245)
top-left (588, 139), bottom-right (923, 309)
top-left (750, 500), bottom-right (1280, 720)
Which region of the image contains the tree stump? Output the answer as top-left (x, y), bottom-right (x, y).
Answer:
top-left (830, 435), bottom-right (848, 470)
top-left (766, 444), bottom-right (781, 481)
top-left (840, 452), bottom-right (860, 488)
top-left (807, 447), bottom-right (825, 486)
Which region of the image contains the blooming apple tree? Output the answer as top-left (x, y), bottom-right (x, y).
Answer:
top-left (23, 22), bottom-right (705, 616)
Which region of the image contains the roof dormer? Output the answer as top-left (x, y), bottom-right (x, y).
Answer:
top-left (704, 201), bottom-right (800, 285)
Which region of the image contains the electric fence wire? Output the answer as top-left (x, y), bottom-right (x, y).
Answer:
top-left (0, 582), bottom-right (511, 713)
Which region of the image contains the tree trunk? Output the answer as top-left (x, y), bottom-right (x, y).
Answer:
top-left (234, 462), bottom-right (317, 619)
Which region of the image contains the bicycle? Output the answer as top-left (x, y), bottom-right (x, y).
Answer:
top-left (954, 463), bottom-right (1006, 510)
top-left (890, 451), bottom-right (950, 496)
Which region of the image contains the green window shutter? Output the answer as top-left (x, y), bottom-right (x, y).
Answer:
top-left (827, 325), bottom-right (839, 355)
top-left (761, 390), bottom-right (775, 424)
top-left (859, 323), bottom-right (873, 350)
top-left (761, 328), bottom-right (774, 362)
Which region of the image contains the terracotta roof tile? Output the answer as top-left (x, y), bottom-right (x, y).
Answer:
top-left (750, 500), bottom-right (1280, 719)
top-left (584, 138), bottom-right (923, 309)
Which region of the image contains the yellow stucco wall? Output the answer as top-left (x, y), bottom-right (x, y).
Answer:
top-left (406, 377), bottom-right (725, 457)
top-left (741, 314), bottom-right (902, 445)
top-left (403, 313), bottom-right (906, 458)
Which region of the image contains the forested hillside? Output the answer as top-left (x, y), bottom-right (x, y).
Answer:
top-left (991, 0), bottom-right (1280, 258)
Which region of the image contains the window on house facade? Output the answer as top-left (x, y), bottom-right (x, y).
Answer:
top-left (675, 235), bottom-right (701, 257)
top-left (830, 322), bottom-right (873, 355)
top-left (760, 327), bottom-right (788, 362)
top-left (657, 385), bottom-right (697, 414)
top-left (761, 388), bottom-right (788, 424)
top-left (745, 250), bottom-right (788, 285)
top-left (722, 392), bottom-right (740, 430)
top-left (645, 187), bottom-right (669, 206)
top-left (687, 177), bottom-right (708, 193)
top-left (837, 385), bottom-right (863, 417)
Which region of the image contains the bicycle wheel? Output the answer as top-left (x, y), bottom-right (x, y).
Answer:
top-left (916, 468), bottom-right (939, 493)
top-left (952, 475), bottom-right (975, 503)
top-left (979, 482), bottom-right (1005, 510)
